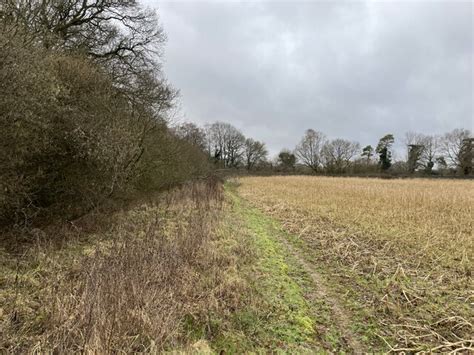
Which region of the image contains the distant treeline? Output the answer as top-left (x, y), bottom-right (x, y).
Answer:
top-left (0, 1), bottom-right (210, 227)
top-left (175, 121), bottom-right (473, 177)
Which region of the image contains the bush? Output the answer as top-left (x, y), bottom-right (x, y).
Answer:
top-left (0, 34), bottom-right (208, 227)
top-left (135, 130), bottom-right (210, 192)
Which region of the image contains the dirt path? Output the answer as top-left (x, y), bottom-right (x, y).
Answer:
top-left (276, 236), bottom-right (365, 353)
top-left (231, 187), bottom-right (366, 352)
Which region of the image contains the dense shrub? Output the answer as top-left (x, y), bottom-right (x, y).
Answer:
top-left (136, 130), bottom-right (210, 192)
top-left (0, 30), bottom-right (208, 227)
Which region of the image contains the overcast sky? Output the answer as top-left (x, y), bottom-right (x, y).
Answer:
top-left (144, 0), bottom-right (473, 157)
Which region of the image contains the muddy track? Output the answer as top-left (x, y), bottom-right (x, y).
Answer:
top-left (277, 236), bottom-right (365, 353)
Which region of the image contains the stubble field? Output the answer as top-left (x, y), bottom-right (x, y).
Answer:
top-left (237, 176), bottom-right (473, 352)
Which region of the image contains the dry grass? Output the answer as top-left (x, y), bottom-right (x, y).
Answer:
top-left (238, 176), bottom-right (473, 352)
top-left (2, 176), bottom-right (472, 352)
top-left (1, 178), bottom-right (250, 352)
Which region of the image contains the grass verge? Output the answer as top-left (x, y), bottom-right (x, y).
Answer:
top-left (218, 182), bottom-right (353, 352)
top-left (1, 179), bottom-right (248, 352)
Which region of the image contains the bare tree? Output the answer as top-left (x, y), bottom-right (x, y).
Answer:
top-left (419, 135), bottom-right (439, 173)
top-left (206, 122), bottom-right (245, 168)
top-left (295, 129), bottom-right (326, 172)
top-left (407, 144), bottom-right (424, 173)
top-left (404, 131), bottom-right (424, 155)
top-left (1, 0), bottom-right (165, 81)
top-left (322, 139), bottom-right (360, 173)
top-left (404, 133), bottom-right (423, 173)
top-left (439, 128), bottom-right (472, 172)
top-left (226, 128), bottom-right (245, 168)
top-left (174, 122), bottom-right (206, 151)
top-left (205, 122), bottom-right (226, 163)
top-left (404, 132), bottom-right (443, 174)
top-left (243, 138), bottom-right (268, 170)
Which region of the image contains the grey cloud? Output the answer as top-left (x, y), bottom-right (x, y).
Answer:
top-left (145, 0), bottom-right (473, 157)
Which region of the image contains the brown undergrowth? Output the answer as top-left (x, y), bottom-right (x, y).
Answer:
top-left (1, 177), bottom-right (250, 352)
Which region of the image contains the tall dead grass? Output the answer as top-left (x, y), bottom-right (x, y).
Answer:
top-left (1, 177), bottom-right (248, 352)
top-left (238, 176), bottom-right (473, 352)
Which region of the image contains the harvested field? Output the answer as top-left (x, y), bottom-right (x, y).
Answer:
top-left (237, 176), bottom-right (473, 352)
